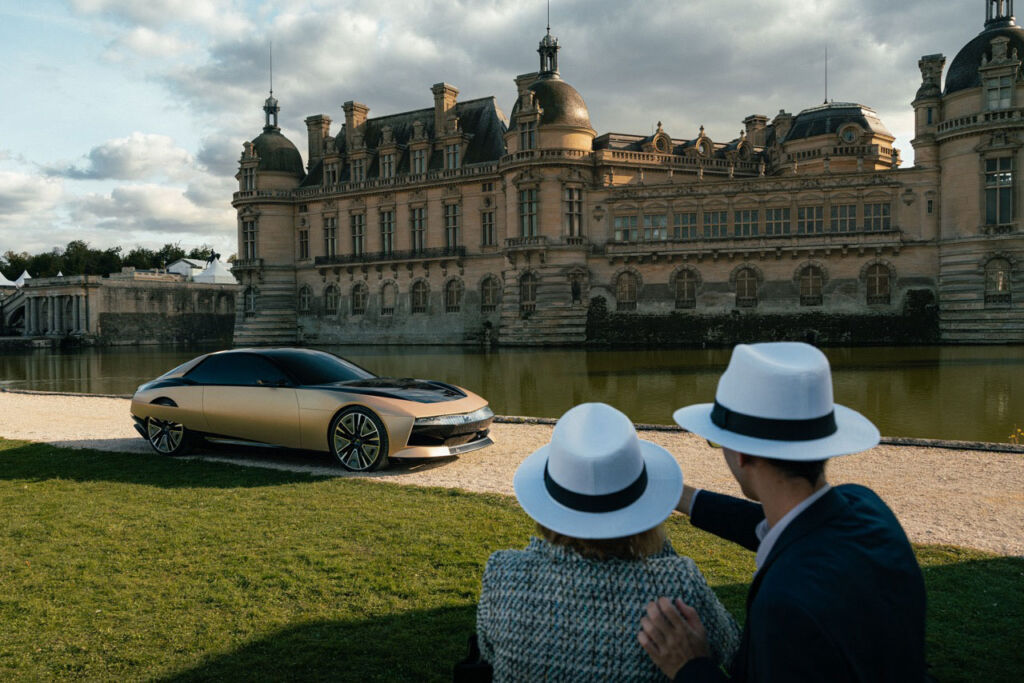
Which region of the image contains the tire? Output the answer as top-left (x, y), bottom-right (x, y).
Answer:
top-left (145, 417), bottom-right (192, 456)
top-left (330, 407), bottom-right (390, 472)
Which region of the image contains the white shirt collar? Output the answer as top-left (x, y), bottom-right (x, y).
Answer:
top-left (754, 484), bottom-right (832, 572)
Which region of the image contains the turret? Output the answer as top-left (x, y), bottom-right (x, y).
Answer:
top-left (912, 54), bottom-right (945, 168)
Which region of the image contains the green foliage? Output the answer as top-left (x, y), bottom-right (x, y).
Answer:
top-left (0, 439), bottom-right (1019, 681)
top-left (0, 240), bottom-right (216, 280)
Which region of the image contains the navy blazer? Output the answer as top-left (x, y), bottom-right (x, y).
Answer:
top-left (676, 485), bottom-right (927, 682)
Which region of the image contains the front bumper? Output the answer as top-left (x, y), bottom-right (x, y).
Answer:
top-left (390, 433), bottom-right (494, 459)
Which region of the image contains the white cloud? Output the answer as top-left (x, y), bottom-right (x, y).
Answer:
top-left (69, 183), bottom-right (235, 236)
top-left (46, 133), bottom-right (195, 181)
top-left (0, 171), bottom-right (64, 231)
top-left (68, 0), bottom-right (251, 34)
top-left (104, 26), bottom-right (195, 59)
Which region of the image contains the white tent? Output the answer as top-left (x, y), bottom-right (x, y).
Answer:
top-left (193, 259), bottom-right (236, 284)
top-left (56, 271), bottom-right (64, 277)
top-left (14, 270), bottom-right (31, 287)
top-left (0, 271), bottom-right (15, 288)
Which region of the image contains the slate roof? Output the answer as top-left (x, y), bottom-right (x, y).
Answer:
top-left (508, 73), bottom-right (592, 131)
top-left (783, 102), bottom-right (893, 142)
top-left (945, 23), bottom-right (1024, 95)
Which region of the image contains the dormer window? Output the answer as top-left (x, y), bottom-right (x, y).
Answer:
top-left (325, 163), bottom-right (339, 185)
top-left (381, 153), bottom-right (395, 179)
top-left (840, 126), bottom-right (859, 144)
top-left (987, 76), bottom-right (1013, 110)
top-left (445, 144), bottom-right (460, 170)
top-left (412, 148), bottom-right (427, 174)
top-left (351, 158), bottom-right (365, 182)
top-left (241, 167), bottom-right (255, 191)
top-left (520, 120), bottom-right (537, 150)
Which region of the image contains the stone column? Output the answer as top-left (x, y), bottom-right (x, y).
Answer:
top-left (49, 296), bottom-right (56, 334)
top-left (73, 295), bottom-right (81, 333)
top-left (23, 298), bottom-right (32, 336)
top-left (56, 295), bottom-right (64, 334)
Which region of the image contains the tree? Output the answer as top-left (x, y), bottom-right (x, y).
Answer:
top-left (187, 244), bottom-right (215, 262)
top-left (154, 243), bottom-right (186, 269)
top-left (124, 246), bottom-right (158, 270)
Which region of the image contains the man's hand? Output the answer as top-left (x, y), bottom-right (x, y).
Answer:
top-left (638, 597), bottom-right (710, 679)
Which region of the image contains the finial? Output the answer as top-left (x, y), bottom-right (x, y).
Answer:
top-left (824, 44), bottom-right (828, 105)
top-left (699, 124), bottom-right (705, 136)
top-left (547, 0), bottom-right (550, 34)
top-left (269, 41), bottom-right (273, 96)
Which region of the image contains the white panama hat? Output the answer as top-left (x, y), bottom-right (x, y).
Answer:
top-left (514, 403), bottom-right (683, 540)
top-left (673, 342), bottom-right (880, 461)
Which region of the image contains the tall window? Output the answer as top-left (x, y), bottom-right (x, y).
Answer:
top-left (519, 189), bottom-right (538, 236)
top-left (324, 216), bottom-right (338, 257)
top-left (381, 282), bottom-right (397, 316)
top-left (765, 208), bottom-right (791, 235)
top-left (481, 211), bottom-right (495, 246)
top-left (298, 286), bottom-right (311, 312)
top-left (734, 210), bottom-right (759, 237)
top-left (297, 230), bottom-right (309, 260)
top-left (675, 270), bottom-right (698, 309)
top-left (616, 272), bottom-right (638, 311)
top-left (380, 210), bottom-right (394, 256)
top-left (412, 148), bottom-right (427, 174)
top-left (799, 265), bottom-right (824, 306)
top-left (351, 158), bottom-right (365, 182)
top-left (797, 206), bottom-right (824, 234)
top-left (565, 188), bottom-right (583, 236)
top-left (325, 163), bottom-right (339, 185)
top-left (986, 76), bottom-right (1012, 110)
top-left (519, 272), bottom-right (537, 316)
top-left (411, 281), bottom-right (429, 313)
top-left (243, 286), bottom-right (257, 316)
top-left (445, 279), bottom-right (464, 313)
top-left (674, 212), bottom-right (698, 239)
top-left (444, 204), bottom-right (460, 248)
top-left (614, 215), bottom-right (639, 242)
top-left (242, 220), bottom-right (257, 259)
top-left (986, 157), bottom-right (1014, 226)
top-left (380, 153), bottom-right (395, 179)
top-left (351, 283), bottom-right (368, 315)
top-left (865, 203), bottom-right (891, 231)
top-left (643, 214), bottom-right (668, 241)
top-left (482, 182), bottom-right (494, 192)
top-left (703, 211), bottom-right (728, 238)
top-left (866, 264), bottom-right (891, 305)
top-left (242, 167), bottom-right (255, 191)
top-left (519, 120), bottom-right (537, 150)
top-left (445, 144), bottom-right (460, 170)
top-left (481, 276), bottom-right (500, 312)
top-left (351, 214), bottom-right (365, 256)
top-left (735, 269), bottom-right (758, 308)
top-left (830, 204), bottom-right (857, 233)
top-left (985, 258), bottom-right (1012, 304)
top-left (324, 285), bottom-right (340, 315)
top-left (411, 207), bottom-right (426, 252)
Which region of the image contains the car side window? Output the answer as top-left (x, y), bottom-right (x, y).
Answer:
top-left (185, 354), bottom-right (291, 386)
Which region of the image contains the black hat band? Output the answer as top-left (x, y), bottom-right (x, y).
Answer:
top-left (711, 401), bottom-right (837, 441)
top-left (543, 460), bottom-right (648, 513)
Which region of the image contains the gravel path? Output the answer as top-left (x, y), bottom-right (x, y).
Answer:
top-left (1, 391), bottom-right (1022, 557)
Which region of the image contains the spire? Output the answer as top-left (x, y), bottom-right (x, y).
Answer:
top-left (987, 0), bottom-right (1016, 28)
top-left (263, 42), bottom-right (279, 131)
top-left (538, 1), bottom-right (559, 75)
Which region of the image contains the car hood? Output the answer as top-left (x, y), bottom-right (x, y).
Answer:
top-left (315, 377), bottom-right (468, 403)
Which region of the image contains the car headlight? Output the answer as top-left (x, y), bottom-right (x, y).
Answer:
top-left (414, 406), bottom-right (493, 426)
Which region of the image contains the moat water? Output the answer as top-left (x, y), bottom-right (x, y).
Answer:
top-left (0, 344), bottom-right (1021, 443)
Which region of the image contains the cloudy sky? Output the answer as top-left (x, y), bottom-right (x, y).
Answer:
top-left (0, 0), bottom-right (987, 259)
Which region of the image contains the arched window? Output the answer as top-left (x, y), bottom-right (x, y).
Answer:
top-left (324, 285), bottom-right (340, 315)
top-left (243, 287), bottom-right (258, 317)
top-left (735, 269), bottom-right (758, 308)
top-left (616, 272), bottom-right (638, 311)
top-left (519, 272), bottom-right (538, 316)
top-left (298, 286), bottom-right (311, 312)
top-left (351, 283), bottom-right (368, 315)
top-left (985, 258), bottom-right (1012, 304)
top-left (675, 270), bottom-right (698, 309)
top-left (445, 279), bottom-right (464, 313)
top-left (866, 264), bottom-right (891, 305)
top-left (799, 265), bottom-right (824, 306)
top-left (411, 281), bottom-right (429, 314)
top-left (381, 282), bottom-right (397, 316)
top-left (481, 276), bottom-right (500, 312)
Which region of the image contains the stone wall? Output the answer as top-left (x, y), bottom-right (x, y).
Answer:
top-left (97, 312), bottom-right (234, 345)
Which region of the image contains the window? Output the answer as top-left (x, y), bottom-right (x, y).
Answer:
top-left (865, 203), bottom-right (891, 232)
top-left (616, 272), bottom-right (638, 311)
top-left (242, 220), bottom-right (257, 259)
top-left (380, 210), bottom-right (394, 256)
top-left (325, 163), bottom-right (339, 185)
top-left (351, 158), bottom-right (365, 182)
top-left (445, 279), bottom-right (464, 313)
top-left (481, 276), bottom-right (500, 312)
top-left (381, 282), bottom-right (397, 316)
top-left (927, 199), bottom-right (934, 215)
top-left (734, 210), bottom-right (759, 237)
top-left (614, 215), bottom-right (639, 242)
top-left (324, 285), bottom-right (340, 315)
top-left (927, 107), bottom-right (933, 125)
top-left (799, 266), bottom-right (824, 306)
top-left (765, 208), bottom-right (791, 236)
top-left (481, 211), bottom-right (495, 246)
top-left (866, 264), bottom-right (891, 305)
top-left (675, 270), bottom-right (698, 309)
top-left (351, 214), bottom-right (365, 256)
top-left (444, 204), bottom-right (460, 248)
top-left (985, 258), bottom-right (1012, 304)
top-left (445, 144), bottom-right (460, 170)
top-left (412, 148), bottom-right (427, 174)
top-left (519, 120), bottom-right (537, 150)
top-left (986, 76), bottom-right (1012, 110)
top-left (351, 283), bottom-right (368, 315)
top-left (519, 189), bottom-right (538, 236)
top-left (674, 212), bottom-right (698, 239)
top-left (411, 207), bottom-right (426, 252)
top-left (519, 272), bottom-right (537, 316)
top-left (243, 286), bottom-right (257, 316)
top-left (703, 211), bottom-right (728, 238)
top-left (986, 157), bottom-right (1014, 226)
top-left (298, 229), bottom-right (309, 260)
top-left (482, 182), bottom-right (494, 193)
top-left (643, 214), bottom-right (668, 241)
top-left (242, 167), bottom-right (255, 191)
top-left (411, 281), bottom-right (429, 313)
top-left (565, 188), bottom-right (583, 236)
top-left (298, 286), bottom-right (311, 312)
top-left (830, 204), bottom-right (857, 233)
top-left (735, 269), bottom-right (758, 307)
top-left (381, 153), bottom-right (394, 179)
top-left (186, 353), bottom-right (289, 387)
top-left (324, 216), bottom-right (338, 257)
top-left (797, 206), bottom-right (824, 234)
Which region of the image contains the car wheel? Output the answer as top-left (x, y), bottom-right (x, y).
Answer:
top-left (330, 407), bottom-right (390, 472)
top-left (145, 417), bottom-right (192, 456)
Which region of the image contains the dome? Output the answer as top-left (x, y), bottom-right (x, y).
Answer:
top-left (250, 129), bottom-right (305, 177)
top-left (509, 74), bottom-right (592, 131)
top-left (783, 102), bottom-right (893, 143)
top-left (945, 23), bottom-right (1024, 95)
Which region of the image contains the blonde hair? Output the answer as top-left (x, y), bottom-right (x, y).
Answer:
top-left (537, 522), bottom-right (667, 561)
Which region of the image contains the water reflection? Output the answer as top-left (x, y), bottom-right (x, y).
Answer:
top-left (0, 344), bottom-right (1021, 443)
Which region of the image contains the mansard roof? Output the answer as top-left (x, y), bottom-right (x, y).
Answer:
top-left (945, 23), bottom-right (1024, 95)
top-left (784, 102), bottom-right (893, 142)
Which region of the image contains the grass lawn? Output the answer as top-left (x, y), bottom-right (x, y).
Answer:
top-left (0, 439), bottom-right (1021, 682)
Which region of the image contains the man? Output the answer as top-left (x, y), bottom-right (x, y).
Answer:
top-left (638, 342), bottom-right (927, 682)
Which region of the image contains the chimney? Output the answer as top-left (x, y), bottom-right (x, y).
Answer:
top-left (431, 83), bottom-right (459, 136)
top-left (304, 114), bottom-right (332, 170)
top-left (743, 115), bottom-right (769, 147)
top-left (514, 72), bottom-right (540, 98)
top-left (772, 109), bottom-right (794, 142)
top-left (342, 101), bottom-right (369, 151)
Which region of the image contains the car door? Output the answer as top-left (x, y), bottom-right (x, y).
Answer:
top-left (186, 353), bottom-right (301, 448)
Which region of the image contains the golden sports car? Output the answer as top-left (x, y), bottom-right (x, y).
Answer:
top-left (130, 348), bottom-right (494, 471)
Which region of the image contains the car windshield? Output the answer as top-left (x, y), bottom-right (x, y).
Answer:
top-left (264, 349), bottom-right (376, 385)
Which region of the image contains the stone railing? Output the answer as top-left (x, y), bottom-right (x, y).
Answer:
top-left (292, 163), bottom-right (500, 199)
top-left (505, 235), bottom-right (549, 249)
top-left (594, 149), bottom-right (761, 174)
top-left (936, 107), bottom-right (1024, 136)
top-left (232, 258), bottom-right (264, 269)
top-left (500, 149), bottom-right (594, 164)
top-left (602, 228), bottom-right (903, 255)
top-left (314, 246), bottom-right (465, 266)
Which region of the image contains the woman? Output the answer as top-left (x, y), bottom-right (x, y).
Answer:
top-left (476, 403), bottom-right (740, 681)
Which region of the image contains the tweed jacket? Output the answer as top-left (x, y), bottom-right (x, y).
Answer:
top-left (477, 537), bottom-right (740, 682)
